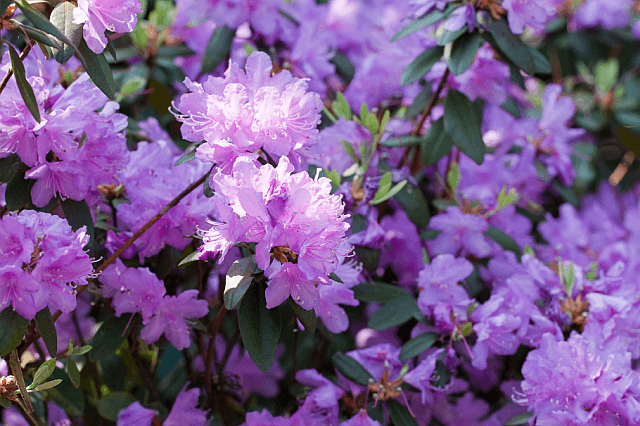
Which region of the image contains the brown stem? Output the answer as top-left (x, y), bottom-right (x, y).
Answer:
top-left (400, 68), bottom-right (451, 170)
top-left (0, 42), bottom-right (32, 96)
top-left (19, 171), bottom-right (210, 352)
top-left (204, 306), bottom-right (228, 402)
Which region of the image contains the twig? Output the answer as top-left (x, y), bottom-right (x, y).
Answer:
top-left (204, 306), bottom-right (228, 401)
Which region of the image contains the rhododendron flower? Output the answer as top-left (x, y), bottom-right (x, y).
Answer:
top-left (73, 0), bottom-right (143, 54)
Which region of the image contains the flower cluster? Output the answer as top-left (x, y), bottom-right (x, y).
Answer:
top-left (0, 210), bottom-right (93, 319)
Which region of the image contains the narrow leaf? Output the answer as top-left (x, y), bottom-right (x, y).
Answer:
top-left (394, 184), bottom-right (430, 228)
top-left (368, 296), bottom-right (421, 330)
top-left (370, 180), bottom-right (407, 205)
top-left (400, 332), bottom-right (439, 360)
top-left (392, 4), bottom-right (456, 41)
top-left (505, 412), bottom-right (534, 426)
top-left (174, 146), bottom-right (198, 166)
top-left (436, 25), bottom-right (466, 46)
top-left (0, 308), bottom-right (28, 357)
top-left (448, 31), bottom-right (483, 75)
top-left (66, 359), bottom-right (81, 388)
top-left (89, 314), bottom-right (133, 362)
top-left (238, 282), bottom-right (282, 373)
top-left (388, 399), bottom-right (419, 426)
top-left (352, 282), bottom-right (411, 303)
top-left (486, 17), bottom-right (534, 75)
top-left (372, 172), bottom-right (392, 202)
top-left (60, 199), bottom-right (95, 244)
top-left (11, 21), bottom-right (63, 50)
top-left (1, 41), bottom-right (40, 122)
top-left (290, 299), bottom-right (317, 333)
top-left (10, 350), bottom-right (33, 413)
top-left (178, 250), bottom-right (200, 267)
top-left (49, 2), bottom-right (82, 63)
top-left (484, 226), bottom-right (522, 259)
top-left (35, 308), bottom-right (57, 358)
top-left (331, 352), bottom-right (374, 385)
top-left (224, 256), bottom-right (256, 310)
top-left (401, 46), bottom-right (444, 86)
top-left (32, 379), bottom-right (63, 392)
top-left (4, 170), bottom-right (32, 211)
top-left (201, 26), bottom-right (235, 75)
top-left (444, 89), bottom-right (485, 164)
top-left (78, 39), bottom-right (116, 100)
top-left (31, 358), bottom-right (57, 389)
top-left (421, 118), bottom-right (453, 166)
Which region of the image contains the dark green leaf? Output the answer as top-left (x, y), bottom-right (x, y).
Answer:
top-left (505, 412), bottom-right (534, 426)
top-left (201, 26), bottom-right (235, 75)
top-left (78, 39), bottom-right (116, 100)
top-left (392, 4), bottom-right (456, 42)
top-left (484, 226), bottom-right (522, 259)
top-left (421, 118), bottom-right (453, 166)
top-left (448, 31), bottom-right (483, 75)
top-left (66, 359), bottom-right (81, 388)
top-left (509, 63), bottom-right (525, 89)
top-left (388, 399), bottom-right (419, 426)
top-left (330, 52), bottom-right (355, 84)
top-left (5, 169), bottom-right (32, 211)
top-left (530, 47), bottom-right (551, 75)
top-left (354, 247), bottom-right (380, 272)
top-left (366, 401), bottom-right (384, 424)
top-left (394, 184), bottom-right (430, 228)
top-left (89, 314), bottom-right (133, 362)
top-left (552, 180), bottom-right (579, 207)
top-left (203, 171), bottom-right (214, 197)
top-left (31, 358), bottom-right (57, 389)
top-left (421, 229), bottom-right (441, 240)
top-left (45, 369), bottom-right (85, 416)
top-left (290, 299), bottom-right (317, 333)
top-left (35, 308), bottom-right (58, 358)
top-left (11, 21), bottom-right (63, 50)
top-left (331, 352), bottom-right (374, 385)
top-left (0, 0), bottom-right (12, 15)
top-left (328, 272), bottom-right (343, 283)
top-left (49, 2), bottom-right (82, 63)
top-left (178, 250), bottom-right (200, 267)
top-left (61, 199), bottom-right (94, 243)
top-left (352, 282), bottom-right (411, 303)
top-left (380, 135), bottom-right (423, 147)
top-left (1, 41), bottom-right (40, 122)
top-left (444, 89), bottom-right (485, 164)
top-left (368, 296), bottom-right (421, 330)
top-left (0, 395), bottom-right (10, 408)
top-left (32, 379), bottom-right (62, 392)
top-left (224, 256), bottom-right (256, 310)
top-left (97, 391), bottom-right (135, 422)
top-left (401, 46), bottom-right (443, 86)
top-left (0, 308), bottom-right (28, 357)
top-left (400, 332), bottom-right (439, 360)
top-left (486, 17), bottom-right (534, 75)
top-left (238, 282), bottom-right (282, 373)
top-left (174, 146), bottom-right (198, 166)
top-left (406, 85), bottom-right (431, 120)
top-left (436, 25), bottom-right (466, 46)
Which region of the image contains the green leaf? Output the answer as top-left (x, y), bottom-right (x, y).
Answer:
top-left (530, 47), bottom-right (551, 75)
top-left (31, 379), bottom-right (62, 392)
top-left (400, 332), bottom-right (439, 361)
top-left (72, 345), bottom-right (92, 356)
top-left (35, 308), bottom-right (58, 358)
top-left (371, 180), bottom-right (407, 205)
top-left (444, 89), bottom-right (485, 164)
top-left (333, 92), bottom-right (352, 120)
top-left (224, 256), bottom-right (256, 310)
top-left (368, 296), bottom-right (421, 330)
top-left (394, 184), bottom-right (430, 228)
top-left (201, 26), bottom-right (235, 75)
top-left (0, 308), bottom-right (28, 357)
top-left (89, 314), bottom-right (133, 362)
top-left (49, 2), bottom-right (82, 63)
top-left (388, 399), bottom-right (419, 426)
top-left (486, 17), bottom-right (534, 75)
top-left (0, 0), bottom-right (12, 14)
top-left (595, 59), bottom-right (619, 94)
top-left (331, 52), bottom-right (355, 84)
top-left (505, 412), bottom-right (534, 426)
top-left (352, 282), bottom-right (411, 303)
top-left (290, 299), bottom-right (317, 333)
top-left (11, 21), bottom-right (63, 50)
top-left (60, 199), bottom-right (95, 244)
top-left (373, 172), bottom-right (392, 200)
top-left (97, 391), bottom-right (136, 422)
top-left (392, 4), bottom-right (456, 42)
top-left (31, 358), bottom-right (57, 389)
top-left (421, 118), bottom-right (453, 166)
top-left (484, 226), bottom-right (522, 259)
top-left (45, 369), bottom-right (85, 416)
top-left (0, 395), bottom-right (11, 408)
top-left (446, 162), bottom-right (461, 194)
top-left (380, 136), bottom-right (423, 147)
top-left (66, 359), bottom-right (81, 388)
top-left (78, 39), bottom-right (116, 100)
top-left (328, 272), bottom-right (343, 283)
top-left (552, 180), bottom-right (578, 207)
top-left (238, 281), bottom-right (282, 373)
top-left (331, 352), bottom-right (374, 385)
top-left (174, 145), bottom-right (198, 166)
top-left (366, 401), bottom-right (384, 424)
top-left (448, 31), bottom-right (483, 75)
top-left (178, 250), bottom-right (200, 267)
top-left (0, 41), bottom-right (40, 122)
top-left (5, 170), bottom-right (32, 211)
top-left (436, 25), bottom-right (466, 46)
top-left (401, 46), bottom-right (444, 86)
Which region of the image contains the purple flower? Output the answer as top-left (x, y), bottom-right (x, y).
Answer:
top-left (417, 254), bottom-right (475, 332)
top-left (174, 51), bottom-right (322, 170)
top-left (443, 5), bottom-right (477, 32)
top-left (403, 348), bottom-right (445, 403)
top-left (428, 207), bottom-right (492, 258)
top-left (73, 0), bottom-right (142, 54)
top-left (571, 0), bottom-right (632, 30)
top-left (241, 409), bottom-right (292, 426)
top-left (502, 0), bottom-right (555, 34)
top-left (116, 402), bottom-right (155, 426)
top-left (164, 383), bottom-right (208, 426)
top-left (340, 410), bottom-right (382, 426)
top-left (141, 290), bottom-right (209, 350)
